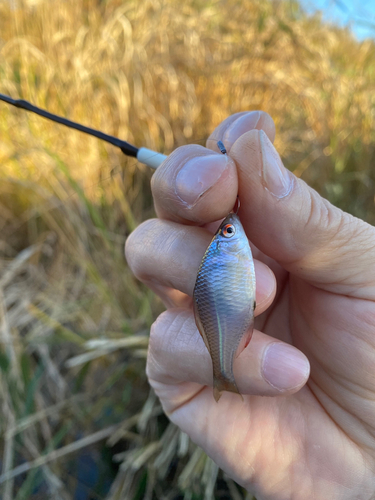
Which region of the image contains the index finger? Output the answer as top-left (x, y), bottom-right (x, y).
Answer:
top-left (151, 111), bottom-right (275, 224)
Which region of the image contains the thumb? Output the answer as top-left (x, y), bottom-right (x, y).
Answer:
top-left (228, 129), bottom-right (375, 299)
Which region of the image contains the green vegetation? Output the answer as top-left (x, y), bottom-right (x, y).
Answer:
top-left (0, 0), bottom-right (374, 498)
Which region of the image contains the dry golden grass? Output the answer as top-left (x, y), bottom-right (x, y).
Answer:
top-left (0, 0), bottom-right (374, 498)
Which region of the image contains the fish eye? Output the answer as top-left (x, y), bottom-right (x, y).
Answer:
top-left (222, 224), bottom-right (236, 238)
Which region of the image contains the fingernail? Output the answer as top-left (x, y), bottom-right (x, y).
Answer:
top-left (262, 343), bottom-right (310, 391)
top-left (223, 111), bottom-right (260, 146)
top-left (175, 155), bottom-right (228, 207)
top-left (259, 130), bottom-right (292, 198)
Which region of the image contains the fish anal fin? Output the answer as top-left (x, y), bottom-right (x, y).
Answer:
top-left (235, 321), bottom-right (254, 358)
top-left (213, 385), bottom-right (222, 402)
top-left (193, 299), bottom-right (210, 352)
top-left (213, 374), bottom-right (244, 403)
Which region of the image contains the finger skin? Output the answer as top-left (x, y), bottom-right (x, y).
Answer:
top-left (124, 110), bottom-right (375, 500)
top-left (147, 308), bottom-right (310, 413)
top-left (229, 130), bottom-right (375, 298)
top-left (151, 145), bottom-right (238, 223)
top-left (144, 282), bottom-right (192, 309)
top-left (151, 111), bottom-right (276, 225)
top-left (150, 109), bottom-right (375, 298)
top-left (206, 110), bottom-right (276, 152)
top-left (125, 218), bottom-right (276, 315)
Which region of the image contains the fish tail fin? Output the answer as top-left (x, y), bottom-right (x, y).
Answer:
top-left (213, 373), bottom-right (243, 403)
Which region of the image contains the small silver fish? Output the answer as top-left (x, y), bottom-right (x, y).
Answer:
top-left (193, 213), bottom-right (256, 402)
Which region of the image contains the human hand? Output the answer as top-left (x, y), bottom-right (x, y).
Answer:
top-left (125, 111), bottom-right (375, 499)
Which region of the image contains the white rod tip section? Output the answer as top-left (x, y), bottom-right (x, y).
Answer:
top-left (136, 147), bottom-right (167, 169)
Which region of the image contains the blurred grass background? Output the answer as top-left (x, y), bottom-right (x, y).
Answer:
top-left (0, 0), bottom-right (374, 498)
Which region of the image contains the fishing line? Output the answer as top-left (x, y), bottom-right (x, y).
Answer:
top-left (0, 92), bottom-right (167, 169)
top-left (217, 140), bottom-right (240, 214)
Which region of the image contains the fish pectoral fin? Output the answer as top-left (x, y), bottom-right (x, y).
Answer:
top-left (213, 373), bottom-right (243, 403)
top-left (193, 300), bottom-right (210, 352)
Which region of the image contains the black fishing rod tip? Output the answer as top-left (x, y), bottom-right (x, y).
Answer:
top-left (0, 91), bottom-right (166, 168)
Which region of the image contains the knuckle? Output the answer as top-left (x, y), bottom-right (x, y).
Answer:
top-left (146, 309), bottom-right (189, 380)
top-left (146, 311), bottom-right (170, 380)
top-left (302, 188), bottom-right (375, 268)
top-left (304, 189), bottom-right (344, 241)
top-left (148, 309), bottom-right (194, 359)
top-left (148, 310), bottom-right (172, 357)
top-left (305, 189), bottom-right (372, 247)
top-left (146, 309), bottom-right (208, 387)
top-left (124, 219), bottom-right (158, 278)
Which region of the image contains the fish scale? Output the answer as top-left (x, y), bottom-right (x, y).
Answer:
top-left (193, 213), bottom-right (256, 402)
